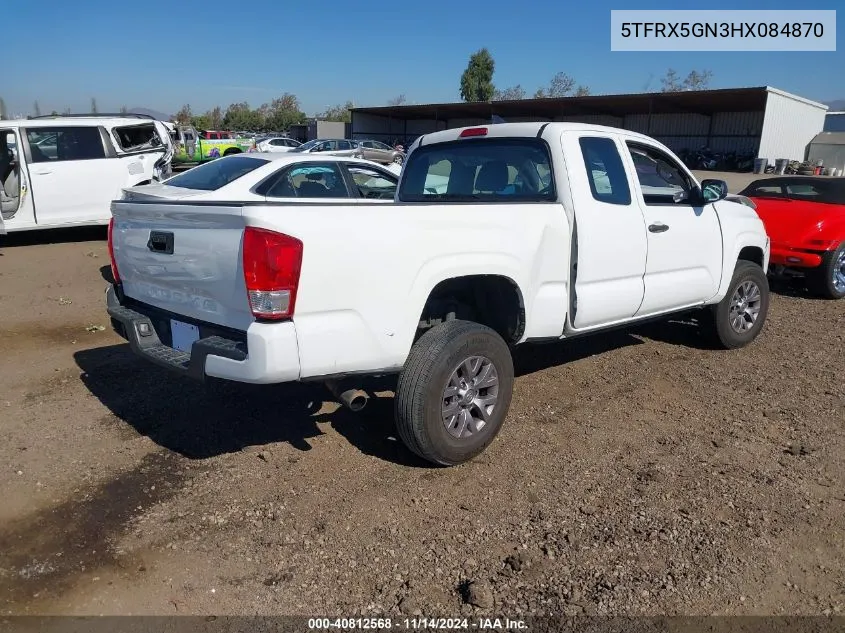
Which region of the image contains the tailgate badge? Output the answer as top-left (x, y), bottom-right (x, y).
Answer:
top-left (147, 231), bottom-right (175, 254)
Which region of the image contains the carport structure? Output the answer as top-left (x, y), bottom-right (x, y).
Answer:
top-left (350, 86), bottom-right (828, 162)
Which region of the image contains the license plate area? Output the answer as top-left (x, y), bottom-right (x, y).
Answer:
top-left (170, 319), bottom-right (200, 353)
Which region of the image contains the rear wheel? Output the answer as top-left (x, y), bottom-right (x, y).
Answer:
top-left (394, 320), bottom-right (514, 466)
top-left (223, 148), bottom-right (241, 156)
top-left (710, 261), bottom-right (770, 349)
top-left (808, 242), bottom-right (845, 300)
top-left (393, 154), bottom-right (404, 165)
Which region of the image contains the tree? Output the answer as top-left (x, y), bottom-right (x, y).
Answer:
top-left (208, 105), bottom-right (223, 130)
top-left (683, 69), bottom-right (713, 91)
top-left (90, 97), bottom-right (98, 114)
top-left (50, 110), bottom-right (59, 116)
top-left (387, 94), bottom-right (407, 106)
top-left (119, 105), bottom-right (128, 114)
top-left (222, 102), bottom-right (262, 131)
top-left (661, 68), bottom-right (713, 92)
top-left (0, 97), bottom-right (7, 119)
top-left (264, 93), bottom-right (307, 130)
top-left (318, 101), bottom-right (354, 123)
top-left (191, 113), bottom-right (212, 130)
top-left (492, 85), bottom-right (526, 101)
top-left (63, 107), bottom-right (72, 115)
top-left (534, 72), bottom-right (576, 98)
top-left (174, 104), bottom-right (193, 124)
top-left (33, 100), bottom-right (42, 117)
top-left (574, 85), bottom-right (592, 97)
top-left (459, 48), bottom-right (495, 102)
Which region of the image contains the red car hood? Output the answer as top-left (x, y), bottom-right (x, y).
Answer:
top-left (750, 197), bottom-right (845, 247)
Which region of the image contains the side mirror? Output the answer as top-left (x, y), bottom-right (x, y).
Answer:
top-left (700, 179), bottom-right (728, 203)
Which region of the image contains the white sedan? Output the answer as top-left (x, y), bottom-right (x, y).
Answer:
top-left (256, 137), bottom-right (302, 153)
top-left (121, 153), bottom-right (399, 203)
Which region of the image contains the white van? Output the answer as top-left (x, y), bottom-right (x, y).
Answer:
top-left (0, 114), bottom-right (174, 234)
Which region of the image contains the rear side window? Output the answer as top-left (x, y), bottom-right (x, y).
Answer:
top-left (399, 138), bottom-right (554, 202)
top-left (26, 126), bottom-right (105, 163)
top-left (262, 163), bottom-right (349, 198)
top-left (164, 155), bottom-right (269, 191)
top-left (578, 137), bottom-right (631, 206)
top-left (112, 123), bottom-right (163, 152)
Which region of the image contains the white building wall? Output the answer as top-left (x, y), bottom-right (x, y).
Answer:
top-left (757, 88), bottom-right (828, 162)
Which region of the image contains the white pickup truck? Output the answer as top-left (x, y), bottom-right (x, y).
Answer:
top-left (106, 122), bottom-right (771, 466)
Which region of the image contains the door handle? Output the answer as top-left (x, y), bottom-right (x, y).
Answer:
top-left (648, 222), bottom-right (669, 233)
top-left (33, 170), bottom-right (53, 175)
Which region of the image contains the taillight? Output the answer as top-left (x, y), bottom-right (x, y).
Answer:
top-left (107, 217), bottom-right (121, 284)
top-left (242, 227), bottom-right (303, 320)
top-left (459, 127), bottom-right (488, 138)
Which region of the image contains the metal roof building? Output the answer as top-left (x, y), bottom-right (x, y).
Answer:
top-left (350, 86), bottom-right (828, 163)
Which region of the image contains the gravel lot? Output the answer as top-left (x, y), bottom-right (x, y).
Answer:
top-left (1, 180), bottom-right (843, 617)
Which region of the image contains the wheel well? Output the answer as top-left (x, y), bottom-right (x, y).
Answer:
top-left (417, 275), bottom-right (525, 343)
top-left (737, 246), bottom-right (764, 268)
top-left (223, 148), bottom-right (241, 156)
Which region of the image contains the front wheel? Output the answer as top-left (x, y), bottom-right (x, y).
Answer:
top-left (710, 261), bottom-right (770, 349)
top-left (393, 154), bottom-right (404, 165)
top-left (394, 320), bottom-right (514, 466)
top-left (808, 242), bottom-right (845, 300)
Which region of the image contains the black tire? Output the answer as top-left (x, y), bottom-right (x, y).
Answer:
top-left (710, 261), bottom-right (770, 349)
top-left (394, 320), bottom-right (514, 466)
top-left (223, 148), bottom-right (241, 156)
top-left (393, 154), bottom-right (404, 165)
top-left (807, 242), bottom-right (845, 300)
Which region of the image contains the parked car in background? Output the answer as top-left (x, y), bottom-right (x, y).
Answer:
top-left (106, 122), bottom-right (770, 466)
top-left (726, 194), bottom-right (757, 209)
top-left (355, 139), bottom-right (406, 164)
top-left (0, 114), bottom-right (173, 233)
top-left (170, 125), bottom-right (256, 166)
top-left (256, 137), bottom-right (302, 153)
top-left (289, 139), bottom-right (360, 157)
top-left (739, 176), bottom-right (845, 299)
top-left (120, 153), bottom-right (399, 203)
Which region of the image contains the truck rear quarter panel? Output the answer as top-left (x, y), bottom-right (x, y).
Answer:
top-left (243, 202), bottom-right (571, 378)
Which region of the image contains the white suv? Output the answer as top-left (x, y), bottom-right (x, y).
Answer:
top-left (0, 114), bottom-right (174, 234)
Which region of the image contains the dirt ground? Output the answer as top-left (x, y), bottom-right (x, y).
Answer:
top-left (1, 203), bottom-right (843, 618)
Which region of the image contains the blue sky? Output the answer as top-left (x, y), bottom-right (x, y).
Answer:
top-left (5, 0), bottom-right (843, 117)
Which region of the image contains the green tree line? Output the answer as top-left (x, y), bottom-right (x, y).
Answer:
top-left (174, 96), bottom-right (357, 132)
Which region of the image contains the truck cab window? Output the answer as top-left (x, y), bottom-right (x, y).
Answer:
top-left (578, 137), bottom-right (631, 206)
top-left (626, 143), bottom-right (693, 206)
top-left (398, 139), bottom-right (554, 202)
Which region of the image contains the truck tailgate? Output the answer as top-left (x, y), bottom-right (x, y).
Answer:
top-left (110, 201), bottom-right (254, 332)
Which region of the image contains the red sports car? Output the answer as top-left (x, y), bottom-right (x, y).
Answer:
top-left (738, 176), bottom-right (845, 299)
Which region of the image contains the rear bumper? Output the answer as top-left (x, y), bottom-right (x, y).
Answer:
top-left (769, 244), bottom-right (823, 269)
top-left (106, 286), bottom-right (301, 384)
